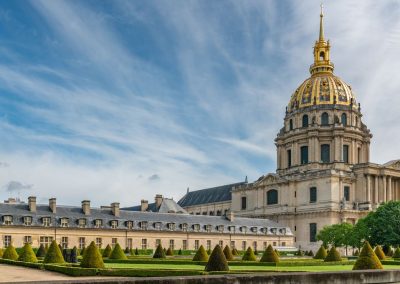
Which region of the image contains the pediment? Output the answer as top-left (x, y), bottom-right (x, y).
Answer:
top-left (256, 173), bottom-right (286, 185)
top-left (384, 160), bottom-right (400, 169)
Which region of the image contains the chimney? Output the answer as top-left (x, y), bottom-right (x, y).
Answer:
top-left (49, 198), bottom-right (56, 213)
top-left (155, 194), bottom-right (163, 208)
top-left (141, 200), bottom-right (148, 212)
top-left (28, 196), bottom-right (36, 212)
top-left (82, 200), bottom-right (90, 215)
top-left (111, 202), bottom-right (120, 217)
top-left (226, 210), bottom-right (234, 222)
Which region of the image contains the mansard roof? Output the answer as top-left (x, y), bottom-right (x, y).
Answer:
top-left (177, 181), bottom-right (247, 207)
top-left (122, 198), bottom-right (187, 213)
top-left (0, 202), bottom-right (292, 236)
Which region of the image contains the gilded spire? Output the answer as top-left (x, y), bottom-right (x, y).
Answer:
top-left (319, 4), bottom-right (324, 42)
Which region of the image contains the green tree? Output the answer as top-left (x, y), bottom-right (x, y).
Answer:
top-left (36, 244), bottom-right (46, 257)
top-left (2, 245), bottom-right (18, 260)
top-left (102, 244), bottom-right (112, 258)
top-left (192, 245), bottom-right (208, 261)
top-left (314, 245), bottom-right (327, 259)
top-left (353, 241), bottom-right (383, 270)
top-left (260, 245), bottom-right (279, 263)
top-left (43, 241), bottom-right (64, 264)
top-left (223, 245), bottom-right (234, 261)
top-left (18, 243), bottom-right (38, 263)
top-left (204, 245), bottom-right (229, 272)
top-left (153, 244), bottom-right (166, 259)
top-left (317, 223), bottom-right (354, 255)
top-left (109, 243), bottom-right (127, 260)
top-left (242, 247), bottom-right (257, 261)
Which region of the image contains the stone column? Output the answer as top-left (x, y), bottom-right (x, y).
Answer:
top-left (374, 175), bottom-right (379, 204)
top-left (383, 176), bottom-right (387, 203)
top-left (388, 177), bottom-right (392, 201)
top-left (366, 175), bottom-right (371, 202)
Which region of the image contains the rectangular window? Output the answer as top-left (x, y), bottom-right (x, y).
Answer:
top-left (206, 240), bottom-right (211, 250)
top-left (282, 242), bottom-right (286, 247)
top-left (321, 144), bottom-right (330, 163)
top-left (300, 146), bottom-right (309, 164)
top-left (79, 237), bottom-right (86, 249)
top-left (24, 236), bottom-right (32, 245)
top-left (343, 145), bottom-right (349, 163)
top-left (110, 220), bottom-right (118, 229)
top-left (344, 186), bottom-right (350, 201)
top-left (42, 217), bottom-right (51, 227)
top-left (142, 239), bottom-right (147, 250)
top-left (242, 241), bottom-right (247, 251)
top-left (40, 236), bottom-right (53, 246)
top-left (273, 241), bottom-right (277, 246)
top-left (60, 218), bottom-right (68, 227)
top-left (253, 241), bottom-right (257, 252)
top-left (23, 216), bottom-right (32, 226)
top-left (287, 149), bottom-right (292, 168)
top-left (61, 237), bottom-right (68, 249)
top-left (310, 223), bottom-right (317, 242)
top-left (241, 196), bottom-right (247, 210)
top-left (194, 240), bottom-right (199, 250)
top-left (169, 239), bottom-right (174, 250)
top-left (230, 241), bottom-right (235, 249)
top-left (4, 235), bottom-right (11, 247)
top-left (219, 240), bottom-right (223, 247)
top-left (112, 238), bottom-right (117, 248)
top-left (94, 219), bottom-right (102, 228)
top-left (127, 238), bottom-right (133, 249)
top-left (310, 187), bottom-right (317, 203)
top-left (182, 223), bottom-right (188, 231)
top-left (96, 237), bottom-right (102, 248)
top-left (140, 221), bottom-right (148, 230)
top-left (126, 221), bottom-right (133, 229)
top-left (182, 240), bottom-right (187, 250)
top-left (3, 216), bottom-right (13, 225)
top-left (263, 242), bottom-right (267, 250)
top-left (78, 218), bottom-right (86, 228)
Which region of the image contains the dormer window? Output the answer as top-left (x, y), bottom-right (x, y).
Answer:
top-left (228, 226), bottom-right (235, 233)
top-left (279, 228), bottom-right (286, 235)
top-left (60, 218), bottom-right (69, 228)
top-left (205, 224), bottom-right (212, 233)
top-left (193, 224), bottom-right (200, 232)
top-left (23, 216), bottom-right (32, 226)
top-left (154, 222), bottom-right (162, 230)
top-left (42, 217), bottom-right (51, 227)
top-left (270, 228), bottom-right (277, 235)
top-left (139, 221), bottom-right (148, 230)
top-left (261, 227), bottom-right (268, 234)
top-left (251, 227), bottom-right (258, 233)
top-left (3, 215), bottom-right (13, 225)
top-left (78, 218), bottom-right (87, 228)
top-left (217, 225), bottom-right (224, 233)
top-left (94, 219), bottom-right (103, 228)
top-left (110, 220), bottom-right (118, 229)
top-left (240, 226), bottom-right (247, 233)
top-left (167, 223), bottom-right (175, 230)
top-left (126, 221), bottom-right (133, 229)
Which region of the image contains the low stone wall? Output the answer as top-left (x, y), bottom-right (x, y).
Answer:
top-left (16, 270), bottom-right (400, 284)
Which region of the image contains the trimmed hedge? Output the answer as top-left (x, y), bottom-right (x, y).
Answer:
top-left (44, 241), bottom-right (64, 264)
top-left (102, 244), bottom-right (112, 258)
top-left (98, 269), bottom-right (205, 277)
top-left (80, 241), bottom-right (105, 268)
top-left (223, 245), bottom-right (234, 261)
top-left (109, 243), bottom-right (127, 260)
top-left (205, 245), bottom-right (229, 272)
top-left (374, 245), bottom-right (386, 260)
top-left (44, 264), bottom-right (98, 276)
top-left (242, 247), bottom-right (257, 261)
top-left (18, 243), bottom-right (38, 263)
top-left (314, 245), bottom-right (327, 259)
top-left (3, 245), bottom-right (19, 260)
top-left (153, 244), bottom-right (166, 259)
top-left (260, 245), bottom-right (279, 263)
top-left (324, 247), bottom-right (341, 262)
top-left (0, 258), bottom-right (42, 269)
top-left (193, 245), bottom-right (209, 261)
top-left (353, 241), bottom-right (383, 270)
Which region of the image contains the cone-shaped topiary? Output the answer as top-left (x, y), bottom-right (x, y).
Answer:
top-left (80, 241), bottom-right (105, 268)
top-left (232, 248), bottom-right (238, 256)
top-left (109, 243), bottom-right (127, 260)
top-left (308, 250), bottom-right (314, 257)
top-left (102, 244), bottom-right (112, 258)
top-left (324, 246), bottom-right (341, 262)
top-left (193, 245), bottom-right (209, 261)
top-left (274, 249), bottom-right (280, 257)
top-left (18, 243), bottom-right (38, 263)
top-left (2, 245), bottom-right (18, 260)
top-left (80, 246), bottom-right (86, 257)
top-left (260, 245), bottom-right (279, 263)
top-left (153, 244), bottom-right (166, 259)
top-left (0, 248), bottom-right (3, 258)
top-left (178, 249), bottom-right (182, 255)
top-left (353, 249), bottom-right (359, 256)
top-left (135, 248), bottom-right (139, 255)
top-left (393, 247), bottom-right (400, 259)
top-left (36, 244), bottom-right (46, 257)
top-left (353, 241), bottom-right (383, 270)
top-left (71, 247), bottom-right (78, 263)
top-left (43, 240), bottom-right (64, 263)
top-left (314, 245), bottom-right (328, 259)
top-left (242, 247), bottom-right (257, 261)
top-left (374, 245), bottom-right (386, 260)
top-left (204, 245), bottom-right (229, 272)
top-left (166, 247), bottom-right (174, 256)
top-left (223, 245), bottom-right (234, 261)
top-left (124, 247), bottom-right (130, 254)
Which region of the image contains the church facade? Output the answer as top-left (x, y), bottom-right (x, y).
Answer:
top-left (179, 11), bottom-right (400, 251)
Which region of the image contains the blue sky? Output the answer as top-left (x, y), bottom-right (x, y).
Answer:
top-left (0, 0), bottom-right (400, 207)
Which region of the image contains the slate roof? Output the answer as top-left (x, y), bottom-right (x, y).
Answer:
top-left (178, 181), bottom-right (246, 208)
top-left (122, 198), bottom-right (187, 214)
top-left (0, 202), bottom-right (292, 236)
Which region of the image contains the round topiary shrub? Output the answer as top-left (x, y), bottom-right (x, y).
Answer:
top-left (314, 245), bottom-right (328, 259)
top-left (18, 243), bottom-right (38, 263)
top-left (353, 241), bottom-right (383, 270)
top-left (242, 247), bottom-right (257, 261)
top-left (166, 247), bottom-right (173, 256)
top-left (193, 245), bottom-right (208, 261)
top-left (393, 247), bottom-right (400, 259)
top-left (36, 244), bottom-right (46, 257)
top-left (3, 245), bottom-right (18, 260)
top-left (43, 240), bottom-right (65, 264)
top-left (153, 244), bottom-right (166, 259)
top-left (232, 248), bottom-right (238, 256)
top-left (80, 241), bottom-right (105, 268)
top-left (260, 244), bottom-right (279, 263)
top-left (102, 244), bottom-right (112, 258)
top-left (223, 245), bottom-right (234, 261)
top-left (374, 245), bottom-right (386, 260)
top-left (205, 245), bottom-right (229, 272)
top-left (109, 243), bottom-right (127, 260)
top-left (324, 246), bottom-right (341, 262)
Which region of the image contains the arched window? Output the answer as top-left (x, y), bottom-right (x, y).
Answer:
top-left (289, 119), bottom-right (293, 130)
top-left (241, 196), bottom-right (247, 210)
top-left (341, 113), bottom-right (347, 126)
top-left (321, 112), bottom-right (329, 126)
top-left (302, 115), bottom-right (309, 127)
top-left (321, 144), bottom-right (330, 163)
top-left (300, 146), bottom-right (309, 164)
top-left (355, 116), bottom-right (358, 127)
top-left (319, 51), bottom-right (325, 61)
top-left (267, 189), bottom-right (278, 205)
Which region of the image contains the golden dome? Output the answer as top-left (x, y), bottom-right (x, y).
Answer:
top-left (287, 7), bottom-right (357, 113)
top-left (288, 74), bottom-right (357, 112)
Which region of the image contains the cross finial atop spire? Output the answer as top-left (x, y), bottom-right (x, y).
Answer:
top-left (319, 3), bottom-right (325, 42)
